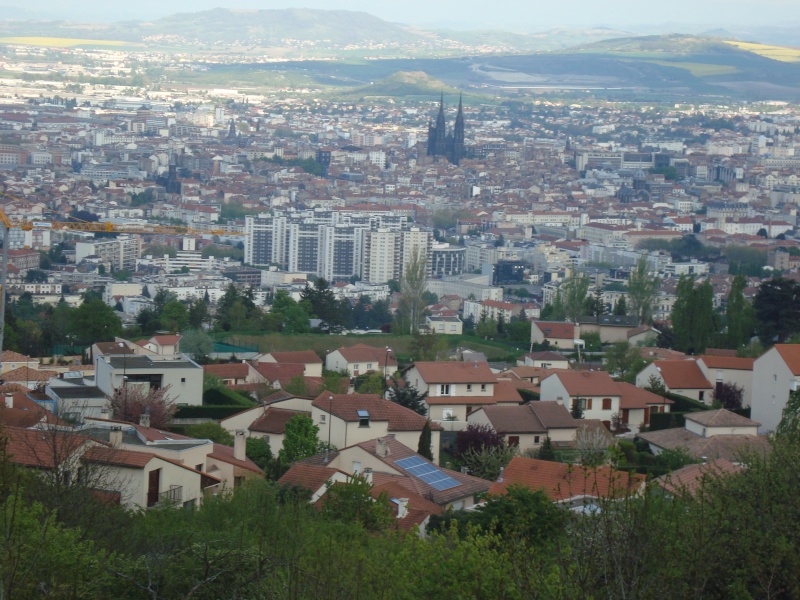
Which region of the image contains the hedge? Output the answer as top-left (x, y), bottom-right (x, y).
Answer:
top-left (649, 411), bottom-right (687, 431)
top-left (517, 389), bottom-right (540, 403)
top-left (174, 405), bottom-right (251, 420)
top-left (662, 391), bottom-right (710, 413)
top-left (202, 387), bottom-right (254, 406)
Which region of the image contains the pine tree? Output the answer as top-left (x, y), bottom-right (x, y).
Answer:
top-left (613, 296), bottom-right (628, 316)
top-left (417, 421), bottom-right (433, 461)
top-left (535, 437), bottom-right (556, 461)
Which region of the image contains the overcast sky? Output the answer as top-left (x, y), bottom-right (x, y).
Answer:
top-left (3, 0), bottom-right (799, 31)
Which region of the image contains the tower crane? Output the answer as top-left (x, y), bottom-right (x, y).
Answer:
top-left (0, 199), bottom-right (245, 374)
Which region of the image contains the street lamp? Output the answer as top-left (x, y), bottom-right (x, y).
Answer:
top-left (324, 394), bottom-right (333, 463)
top-left (384, 347), bottom-right (393, 397)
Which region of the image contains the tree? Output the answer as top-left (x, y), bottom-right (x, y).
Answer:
top-left (627, 257), bottom-right (659, 324)
top-left (180, 329), bottom-right (214, 362)
top-left (613, 295), bottom-right (628, 316)
top-left (407, 329), bottom-right (445, 361)
top-left (160, 300), bottom-right (188, 332)
top-left (753, 277), bottom-right (800, 344)
top-left (561, 275), bottom-right (590, 322)
top-left (455, 424), bottom-right (506, 459)
top-left (574, 423), bottom-right (613, 466)
top-left (278, 414), bottom-right (319, 464)
top-left (535, 437), bottom-right (556, 461)
top-left (184, 423), bottom-right (234, 445)
top-left (726, 275), bottom-right (755, 349)
top-left (270, 290), bottom-right (312, 333)
top-left (245, 437), bottom-right (273, 471)
top-left (396, 246), bottom-right (428, 334)
top-left (475, 318), bottom-right (499, 339)
top-left (107, 384), bottom-right (177, 430)
top-left (644, 374), bottom-right (667, 396)
top-left (671, 276), bottom-right (716, 354)
top-left (69, 297), bottom-right (123, 345)
top-left (322, 475), bottom-right (394, 532)
top-left (712, 382), bottom-right (744, 410)
top-left (24, 269), bottom-right (48, 283)
top-left (354, 372), bottom-right (385, 395)
top-left (387, 380), bottom-right (428, 416)
top-left (418, 421), bottom-right (434, 461)
top-left (283, 375), bottom-right (309, 397)
top-left (300, 278), bottom-right (344, 333)
top-left (605, 341), bottom-right (648, 382)
top-left (187, 298), bottom-right (210, 329)
top-left (570, 401), bottom-right (584, 420)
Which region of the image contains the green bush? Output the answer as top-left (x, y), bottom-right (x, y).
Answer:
top-left (517, 388), bottom-right (540, 403)
top-left (174, 405), bottom-right (250, 420)
top-left (203, 387), bottom-right (254, 406)
top-left (663, 391), bottom-right (710, 413)
top-left (649, 412), bottom-right (687, 431)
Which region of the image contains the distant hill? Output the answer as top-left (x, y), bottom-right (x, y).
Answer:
top-left (344, 71), bottom-right (460, 98)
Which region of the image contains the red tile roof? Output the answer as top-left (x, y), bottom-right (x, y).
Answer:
top-left (5, 427), bottom-right (91, 469)
top-left (546, 371), bottom-right (620, 397)
top-left (3, 367), bottom-right (58, 383)
top-left (250, 408), bottom-right (309, 434)
top-left (335, 344), bottom-right (398, 367)
top-left (412, 361), bottom-right (497, 384)
top-left (206, 444), bottom-right (264, 475)
top-left (653, 360), bottom-right (713, 390)
top-left (311, 393), bottom-right (442, 431)
top-left (654, 459), bottom-right (741, 496)
top-left (371, 480), bottom-right (444, 531)
top-left (278, 463), bottom-right (337, 492)
top-left (252, 362), bottom-right (305, 382)
top-left (151, 335), bottom-right (181, 346)
top-left (264, 351), bottom-right (322, 365)
top-left (82, 446), bottom-right (154, 469)
top-left (698, 356), bottom-right (754, 371)
top-left (774, 344), bottom-right (800, 376)
top-left (203, 362), bottom-right (250, 379)
top-left (616, 382), bottom-right (674, 409)
top-left (533, 321), bottom-right (575, 340)
top-left (0, 392), bottom-right (64, 428)
top-left (478, 401), bottom-right (576, 434)
top-left (488, 457), bottom-right (645, 502)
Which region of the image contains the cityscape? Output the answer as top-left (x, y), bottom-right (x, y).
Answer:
top-left (1, 3), bottom-right (800, 598)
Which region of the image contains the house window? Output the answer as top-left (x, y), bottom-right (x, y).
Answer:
top-left (534, 435), bottom-right (540, 444)
top-left (440, 384), bottom-right (451, 395)
top-left (699, 391), bottom-right (705, 401)
top-left (358, 410), bottom-right (370, 427)
top-left (195, 464), bottom-right (203, 471)
top-left (320, 414), bottom-right (326, 424)
top-left (352, 461), bottom-right (362, 474)
top-left (180, 378), bottom-right (186, 383)
top-left (576, 398), bottom-right (592, 411)
top-left (508, 436), bottom-right (520, 447)
top-left (367, 363), bottom-right (373, 370)
top-left (467, 384), bottom-right (473, 392)
top-left (263, 435), bottom-right (270, 444)
top-left (481, 384), bottom-right (487, 392)
top-left (602, 398), bottom-right (612, 410)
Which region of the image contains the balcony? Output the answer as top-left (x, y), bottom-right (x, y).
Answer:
top-left (158, 485), bottom-right (183, 505)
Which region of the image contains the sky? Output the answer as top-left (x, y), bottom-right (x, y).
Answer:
top-left (2, 0), bottom-right (799, 31)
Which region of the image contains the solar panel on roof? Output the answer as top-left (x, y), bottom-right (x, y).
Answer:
top-left (357, 410), bottom-right (370, 418)
top-left (394, 456), bottom-right (461, 491)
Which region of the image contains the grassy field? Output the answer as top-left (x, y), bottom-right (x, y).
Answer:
top-left (724, 40), bottom-right (800, 63)
top-left (217, 332), bottom-right (527, 362)
top-left (644, 60), bottom-right (738, 77)
top-left (0, 37), bottom-right (133, 48)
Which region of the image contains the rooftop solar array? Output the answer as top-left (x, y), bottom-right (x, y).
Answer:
top-left (394, 456), bottom-right (461, 491)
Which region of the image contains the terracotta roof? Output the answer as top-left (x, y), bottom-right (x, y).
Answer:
top-left (684, 409), bottom-right (759, 428)
top-left (0, 392), bottom-right (63, 428)
top-left (278, 463), bottom-right (336, 492)
top-left (703, 348), bottom-right (738, 357)
top-left (82, 446), bottom-right (154, 469)
top-left (311, 394), bottom-right (442, 431)
top-left (2, 367), bottom-right (58, 383)
top-left (203, 362), bottom-right (250, 379)
top-left (698, 356), bottom-right (754, 371)
top-left (353, 437), bottom-right (490, 506)
top-left (493, 380), bottom-right (524, 403)
top-left (1, 350), bottom-right (36, 363)
top-left (252, 362), bottom-right (305, 382)
top-left (478, 401), bottom-right (576, 434)
top-left (206, 443), bottom-right (264, 475)
top-left (533, 321), bottom-right (575, 340)
top-left (653, 360), bottom-right (712, 390)
top-left (525, 351), bottom-right (568, 362)
top-left (335, 344), bottom-right (398, 367)
top-left (412, 361), bottom-right (497, 384)
top-left (488, 457), bottom-right (645, 501)
top-left (151, 335), bottom-right (181, 345)
top-left (546, 371), bottom-right (620, 397)
top-left (654, 459), bottom-right (741, 497)
top-left (774, 344), bottom-right (800, 376)
top-left (250, 408), bottom-right (309, 434)
top-left (264, 351), bottom-right (322, 365)
top-left (616, 382), bottom-right (674, 409)
top-left (637, 429), bottom-right (770, 462)
top-left (371, 480), bottom-right (443, 531)
top-left (5, 427), bottom-right (91, 469)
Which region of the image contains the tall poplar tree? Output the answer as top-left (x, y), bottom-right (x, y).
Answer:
top-left (726, 275), bottom-right (755, 349)
top-left (396, 246), bottom-right (428, 334)
top-left (627, 257), bottom-right (660, 324)
top-left (671, 276), bottom-right (716, 354)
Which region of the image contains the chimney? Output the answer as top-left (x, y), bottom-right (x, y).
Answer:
top-left (4, 394), bottom-right (13, 409)
top-left (109, 426), bottom-right (123, 447)
top-left (376, 438), bottom-right (391, 457)
top-left (234, 430), bottom-right (246, 461)
top-left (396, 498), bottom-right (409, 519)
top-left (139, 411), bottom-right (151, 429)
top-left (362, 467), bottom-right (373, 484)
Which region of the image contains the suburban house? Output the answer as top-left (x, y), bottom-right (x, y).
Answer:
top-left (284, 436), bottom-right (491, 510)
top-left (138, 335), bottom-right (182, 355)
top-left (540, 371), bottom-right (672, 431)
top-left (94, 353), bottom-right (204, 406)
top-left (635, 360), bottom-right (714, 404)
top-left (404, 361), bottom-right (520, 423)
top-left (530, 321), bottom-right (579, 350)
top-left (324, 344), bottom-right (398, 379)
top-left (219, 391), bottom-right (314, 440)
top-left (44, 380), bottom-right (110, 420)
top-left (467, 401), bottom-right (578, 453)
top-left (425, 315), bottom-right (464, 335)
top-left (752, 344), bottom-right (800, 432)
top-left (695, 355), bottom-right (754, 407)
top-left (488, 456), bottom-right (646, 510)
top-left (521, 351), bottom-right (570, 370)
top-left (653, 459), bottom-right (741, 498)
top-left (202, 362), bottom-right (264, 386)
top-left (310, 393), bottom-right (443, 464)
top-left (256, 351), bottom-right (324, 377)
top-left (247, 407), bottom-right (311, 450)
top-left (1, 350), bottom-right (39, 374)
top-left (577, 315), bottom-right (642, 344)
top-left (637, 409), bottom-right (770, 462)
top-left (0, 391), bottom-right (64, 428)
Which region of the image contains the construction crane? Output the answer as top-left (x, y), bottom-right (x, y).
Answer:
top-left (0, 202), bottom-right (246, 374)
